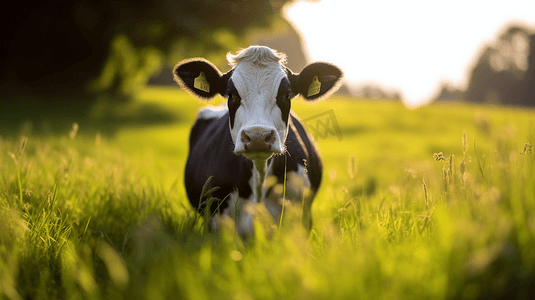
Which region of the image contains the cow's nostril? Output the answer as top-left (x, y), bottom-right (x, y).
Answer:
top-left (264, 130), bottom-right (275, 144)
top-left (241, 130), bottom-right (251, 143)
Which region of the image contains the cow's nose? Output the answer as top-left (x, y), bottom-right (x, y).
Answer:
top-left (241, 127), bottom-right (275, 152)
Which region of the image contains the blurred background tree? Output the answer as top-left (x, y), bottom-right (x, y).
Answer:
top-left (464, 25), bottom-right (535, 106)
top-left (0, 0), bottom-right (292, 102)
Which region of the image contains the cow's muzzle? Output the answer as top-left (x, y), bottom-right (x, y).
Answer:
top-left (235, 127), bottom-right (281, 158)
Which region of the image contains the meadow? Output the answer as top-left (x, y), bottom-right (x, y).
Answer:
top-left (1, 87), bottom-right (534, 299)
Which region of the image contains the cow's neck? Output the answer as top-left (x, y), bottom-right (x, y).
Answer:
top-left (252, 159), bottom-right (267, 203)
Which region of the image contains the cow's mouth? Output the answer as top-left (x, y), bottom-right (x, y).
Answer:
top-left (240, 152), bottom-right (273, 161)
top-left (236, 147), bottom-right (281, 161)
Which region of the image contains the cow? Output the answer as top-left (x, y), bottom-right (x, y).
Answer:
top-left (174, 46), bottom-right (343, 236)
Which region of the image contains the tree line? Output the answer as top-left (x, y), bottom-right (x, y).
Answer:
top-left (434, 24), bottom-right (535, 107)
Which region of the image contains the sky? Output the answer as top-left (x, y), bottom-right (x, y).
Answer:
top-left (284, 0), bottom-right (535, 107)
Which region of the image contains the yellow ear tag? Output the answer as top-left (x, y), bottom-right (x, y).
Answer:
top-left (194, 72), bottom-right (210, 93)
top-left (307, 76), bottom-right (321, 97)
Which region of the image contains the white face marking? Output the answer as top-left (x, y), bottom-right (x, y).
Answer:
top-left (229, 61), bottom-right (289, 158)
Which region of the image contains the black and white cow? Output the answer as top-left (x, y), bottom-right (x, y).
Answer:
top-left (174, 46), bottom-right (342, 236)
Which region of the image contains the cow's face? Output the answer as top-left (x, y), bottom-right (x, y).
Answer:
top-left (225, 59), bottom-right (293, 160)
top-left (174, 46), bottom-right (343, 161)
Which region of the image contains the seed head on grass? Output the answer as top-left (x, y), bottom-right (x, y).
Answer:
top-left (442, 168), bottom-right (449, 191)
top-left (422, 178), bottom-right (429, 210)
top-left (520, 143), bottom-right (532, 155)
top-left (433, 152), bottom-right (448, 161)
top-left (460, 160), bottom-right (466, 184)
top-left (19, 136), bottom-right (28, 157)
top-left (449, 154), bottom-right (455, 175)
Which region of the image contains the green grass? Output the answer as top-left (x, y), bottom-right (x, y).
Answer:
top-left (1, 87), bottom-right (534, 299)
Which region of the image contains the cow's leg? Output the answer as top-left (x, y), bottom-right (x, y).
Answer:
top-left (214, 192), bottom-right (255, 237)
top-left (214, 167), bottom-right (259, 237)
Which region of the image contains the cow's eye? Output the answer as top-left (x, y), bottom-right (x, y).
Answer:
top-left (284, 90), bottom-right (295, 100)
top-left (228, 92), bottom-right (241, 102)
top-left (227, 92), bottom-right (241, 129)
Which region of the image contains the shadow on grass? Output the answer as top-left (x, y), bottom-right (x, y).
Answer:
top-left (0, 94), bottom-right (181, 137)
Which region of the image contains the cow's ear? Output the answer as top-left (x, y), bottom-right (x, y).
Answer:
top-left (173, 58), bottom-right (230, 99)
top-left (287, 62), bottom-right (343, 101)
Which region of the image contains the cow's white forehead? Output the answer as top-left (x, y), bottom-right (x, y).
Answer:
top-left (226, 46), bottom-right (288, 100)
top-left (231, 62), bottom-right (286, 100)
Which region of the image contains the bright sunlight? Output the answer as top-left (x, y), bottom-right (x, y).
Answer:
top-left (284, 0), bottom-right (535, 107)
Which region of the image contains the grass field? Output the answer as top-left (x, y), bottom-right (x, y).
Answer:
top-left (1, 87), bottom-right (534, 299)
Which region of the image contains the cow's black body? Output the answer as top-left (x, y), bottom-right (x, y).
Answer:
top-left (185, 111), bottom-right (322, 215)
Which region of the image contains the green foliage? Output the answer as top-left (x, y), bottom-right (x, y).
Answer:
top-left (1, 1), bottom-right (290, 98)
top-left (91, 35), bottom-right (163, 95)
top-left (1, 89), bottom-right (535, 299)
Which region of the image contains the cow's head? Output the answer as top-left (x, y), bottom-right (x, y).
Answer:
top-left (174, 46), bottom-right (343, 161)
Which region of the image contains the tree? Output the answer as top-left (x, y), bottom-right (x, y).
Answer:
top-left (0, 1), bottom-right (291, 99)
top-left (465, 25), bottom-right (534, 106)
top-left (516, 34), bottom-right (535, 106)
top-left (432, 82), bottom-right (464, 102)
